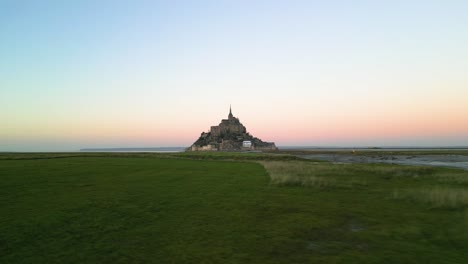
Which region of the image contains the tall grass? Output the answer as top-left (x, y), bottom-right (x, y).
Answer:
top-left (260, 161), bottom-right (367, 188)
top-left (392, 187), bottom-right (468, 209)
top-left (433, 172), bottom-right (468, 185)
top-left (356, 165), bottom-right (434, 178)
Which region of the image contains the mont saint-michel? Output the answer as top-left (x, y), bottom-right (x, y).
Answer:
top-left (188, 107), bottom-right (277, 151)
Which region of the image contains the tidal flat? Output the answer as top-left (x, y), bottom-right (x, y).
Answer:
top-left (1, 152), bottom-right (468, 263)
top-left (300, 153), bottom-right (468, 170)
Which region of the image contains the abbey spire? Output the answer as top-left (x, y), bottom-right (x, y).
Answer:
top-left (228, 105), bottom-right (233, 119)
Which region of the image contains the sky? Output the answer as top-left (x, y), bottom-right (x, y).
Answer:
top-left (1, 0), bottom-right (468, 151)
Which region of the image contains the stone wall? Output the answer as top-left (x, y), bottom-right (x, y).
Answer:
top-left (220, 140), bottom-right (242, 151)
top-left (191, 144), bottom-right (218, 151)
top-left (210, 126), bottom-right (221, 137)
top-left (210, 119), bottom-right (247, 137)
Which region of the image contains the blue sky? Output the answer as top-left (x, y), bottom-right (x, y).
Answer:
top-left (1, 1), bottom-right (468, 151)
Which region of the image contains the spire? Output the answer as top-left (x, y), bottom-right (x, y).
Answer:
top-left (228, 105), bottom-right (233, 118)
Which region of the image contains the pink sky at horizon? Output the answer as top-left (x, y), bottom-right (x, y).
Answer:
top-left (3, 102), bottom-right (467, 150)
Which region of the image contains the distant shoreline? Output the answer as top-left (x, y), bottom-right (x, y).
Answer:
top-left (79, 147), bottom-right (186, 152)
top-left (278, 146), bottom-right (468, 151)
top-left (79, 146), bottom-right (468, 153)
top-left (2, 146), bottom-right (467, 153)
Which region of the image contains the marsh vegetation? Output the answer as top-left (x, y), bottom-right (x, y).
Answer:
top-left (1, 152), bottom-right (468, 263)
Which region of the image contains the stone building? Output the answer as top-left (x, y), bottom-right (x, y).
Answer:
top-left (187, 107), bottom-right (277, 152)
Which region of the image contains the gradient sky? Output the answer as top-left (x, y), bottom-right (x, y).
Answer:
top-left (1, 0), bottom-right (468, 151)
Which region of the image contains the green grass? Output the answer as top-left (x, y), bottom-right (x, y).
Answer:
top-left (174, 151), bottom-right (303, 161)
top-left (1, 154), bottom-right (468, 263)
top-left (0, 151), bottom-right (303, 161)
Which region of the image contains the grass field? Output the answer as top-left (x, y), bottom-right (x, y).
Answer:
top-left (1, 153), bottom-right (468, 263)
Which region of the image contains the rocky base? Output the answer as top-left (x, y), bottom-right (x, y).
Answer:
top-left (187, 132), bottom-right (277, 152)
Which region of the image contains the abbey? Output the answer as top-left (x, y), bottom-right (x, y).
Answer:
top-left (188, 107), bottom-right (277, 151)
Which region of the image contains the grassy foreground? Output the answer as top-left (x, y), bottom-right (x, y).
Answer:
top-left (1, 153), bottom-right (468, 263)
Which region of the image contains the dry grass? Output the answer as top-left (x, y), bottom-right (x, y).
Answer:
top-left (263, 161), bottom-right (468, 209)
top-left (355, 165), bottom-right (434, 179)
top-left (392, 187), bottom-right (468, 209)
top-left (433, 172), bottom-right (468, 185)
top-left (260, 161), bottom-right (367, 188)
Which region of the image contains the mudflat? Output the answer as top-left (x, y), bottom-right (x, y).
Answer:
top-left (300, 154), bottom-right (468, 170)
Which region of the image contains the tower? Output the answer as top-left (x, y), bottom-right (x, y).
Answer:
top-left (228, 105), bottom-right (233, 119)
